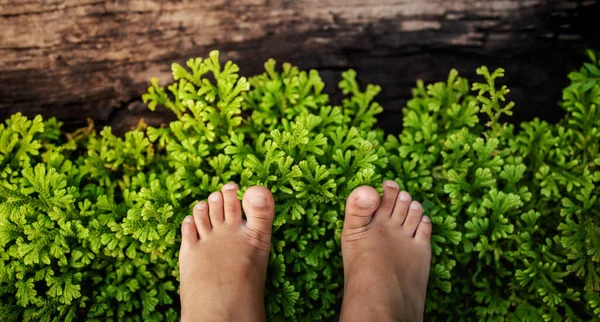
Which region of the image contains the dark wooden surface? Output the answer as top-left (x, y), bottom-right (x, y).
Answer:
top-left (1, 0), bottom-right (599, 134)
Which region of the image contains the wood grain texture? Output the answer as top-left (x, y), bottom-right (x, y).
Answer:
top-left (1, 0), bottom-right (599, 134)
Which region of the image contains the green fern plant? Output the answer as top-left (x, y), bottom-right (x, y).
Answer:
top-left (1, 49), bottom-right (598, 321)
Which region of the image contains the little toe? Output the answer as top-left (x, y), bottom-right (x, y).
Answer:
top-left (373, 180), bottom-right (400, 223)
top-left (389, 191), bottom-right (412, 225)
top-left (415, 216), bottom-right (433, 242)
top-left (180, 216), bottom-right (199, 245)
top-left (344, 185), bottom-right (380, 231)
top-left (193, 201), bottom-right (211, 237)
top-left (402, 201), bottom-right (423, 237)
top-left (242, 186), bottom-right (275, 236)
top-left (222, 182), bottom-right (243, 226)
top-left (208, 192), bottom-right (225, 226)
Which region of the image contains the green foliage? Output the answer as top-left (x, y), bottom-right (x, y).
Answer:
top-left (1, 49), bottom-right (599, 321)
top-left (384, 49), bottom-right (600, 321)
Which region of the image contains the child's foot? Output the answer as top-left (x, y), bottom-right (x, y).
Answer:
top-left (178, 184), bottom-right (275, 322)
top-left (340, 181), bottom-right (432, 322)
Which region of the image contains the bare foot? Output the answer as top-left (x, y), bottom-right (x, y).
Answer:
top-left (340, 181), bottom-right (432, 322)
top-left (178, 183), bottom-right (274, 322)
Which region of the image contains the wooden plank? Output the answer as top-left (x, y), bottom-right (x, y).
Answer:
top-left (0, 0), bottom-right (598, 133)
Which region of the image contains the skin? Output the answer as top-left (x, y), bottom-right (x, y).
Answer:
top-left (339, 180), bottom-right (432, 322)
top-left (178, 181), bottom-right (432, 321)
top-left (179, 183), bottom-right (274, 322)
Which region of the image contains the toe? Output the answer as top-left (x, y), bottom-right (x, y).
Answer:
top-left (222, 183), bottom-right (243, 226)
top-left (208, 192), bottom-right (224, 226)
top-left (344, 185), bottom-right (380, 230)
top-left (415, 216), bottom-right (433, 242)
top-left (402, 201), bottom-right (423, 237)
top-left (193, 201), bottom-right (211, 237)
top-left (242, 186), bottom-right (275, 236)
top-left (373, 180), bottom-right (400, 223)
top-left (389, 191), bottom-right (412, 225)
top-left (181, 216), bottom-right (199, 245)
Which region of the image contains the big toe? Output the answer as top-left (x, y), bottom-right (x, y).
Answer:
top-left (344, 185), bottom-right (380, 231)
top-left (242, 186), bottom-right (275, 236)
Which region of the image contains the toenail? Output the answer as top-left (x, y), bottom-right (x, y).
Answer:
top-left (184, 216), bottom-right (193, 223)
top-left (209, 194), bottom-right (220, 202)
top-left (421, 216), bottom-right (430, 223)
top-left (385, 181), bottom-right (399, 189)
top-left (223, 183), bottom-right (237, 191)
top-left (356, 197), bottom-right (378, 208)
top-left (399, 191), bottom-right (410, 201)
top-left (410, 201), bottom-right (421, 210)
top-left (195, 202), bottom-right (207, 209)
top-left (249, 196), bottom-right (267, 207)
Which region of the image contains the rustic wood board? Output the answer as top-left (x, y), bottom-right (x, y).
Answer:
top-left (1, 0), bottom-right (599, 134)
